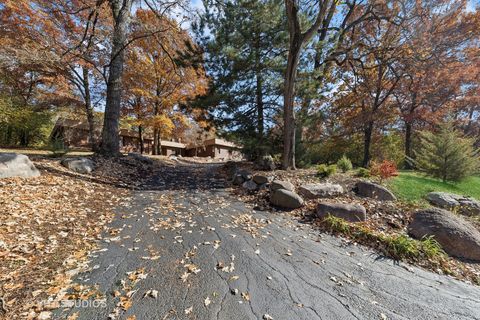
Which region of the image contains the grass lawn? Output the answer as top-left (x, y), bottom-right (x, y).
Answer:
top-left (388, 171), bottom-right (480, 204)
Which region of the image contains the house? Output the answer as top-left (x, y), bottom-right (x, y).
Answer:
top-left (185, 138), bottom-right (242, 160)
top-left (50, 118), bottom-right (242, 160)
top-left (50, 118), bottom-right (99, 150)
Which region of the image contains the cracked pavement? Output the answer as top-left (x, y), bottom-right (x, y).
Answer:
top-left (55, 163), bottom-right (480, 320)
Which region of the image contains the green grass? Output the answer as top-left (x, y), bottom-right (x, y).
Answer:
top-left (387, 171), bottom-right (480, 204)
top-left (321, 215), bottom-right (446, 262)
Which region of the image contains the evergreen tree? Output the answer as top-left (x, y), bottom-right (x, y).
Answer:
top-left (193, 0), bottom-right (287, 158)
top-left (414, 123), bottom-right (479, 182)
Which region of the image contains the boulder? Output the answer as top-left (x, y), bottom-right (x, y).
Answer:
top-left (232, 174), bottom-right (245, 185)
top-left (355, 181), bottom-right (396, 201)
top-left (316, 202), bottom-right (367, 222)
top-left (61, 158), bottom-right (94, 174)
top-left (427, 192), bottom-right (480, 216)
top-left (237, 169), bottom-right (252, 181)
top-left (0, 153), bottom-right (40, 178)
top-left (408, 208), bottom-right (480, 261)
top-left (253, 175), bottom-right (271, 185)
top-left (242, 180), bottom-right (258, 192)
top-left (270, 189), bottom-right (304, 209)
top-left (270, 180), bottom-right (295, 192)
top-left (257, 155), bottom-right (275, 171)
top-left (299, 183), bottom-right (344, 199)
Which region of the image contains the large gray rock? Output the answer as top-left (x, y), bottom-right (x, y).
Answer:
top-left (253, 175), bottom-right (271, 185)
top-left (299, 183), bottom-right (344, 199)
top-left (61, 158), bottom-right (94, 174)
top-left (0, 153), bottom-right (40, 178)
top-left (355, 181), bottom-right (396, 201)
top-left (270, 189), bottom-right (304, 209)
top-left (316, 202), bottom-right (367, 222)
top-left (408, 208), bottom-right (480, 261)
top-left (242, 180), bottom-right (258, 192)
top-left (270, 180), bottom-right (295, 192)
top-left (427, 192), bottom-right (480, 216)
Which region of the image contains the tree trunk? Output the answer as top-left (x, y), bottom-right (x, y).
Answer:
top-left (153, 129), bottom-right (160, 155)
top-left (254, 33), bottom-right (264, 145)
top-left (404, 121), bottom-right (413, 168)
top-left (255, 67), bottom-right (264, 142)
top-left (282, 0), bottom-right (324, 169)
top-left (138, 125), bottom-right (144, 154)
top-left (99, 0), bottom-right (133, 156)
top-left (82, 67), bottom-right (97, 151)
top-left (282, 34), bottom-right (302, 170)
top-left (363, 121), bottom-right (374, 167)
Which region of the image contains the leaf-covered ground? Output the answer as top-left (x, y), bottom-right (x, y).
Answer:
top-left (0, 158), bottom-right (133, 319)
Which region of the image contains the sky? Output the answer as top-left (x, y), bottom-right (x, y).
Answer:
top-left (467, 0), bottom-right (480, 12)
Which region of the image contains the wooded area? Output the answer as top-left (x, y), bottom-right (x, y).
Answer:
top-left (0, 0), bottom-right (479, 173)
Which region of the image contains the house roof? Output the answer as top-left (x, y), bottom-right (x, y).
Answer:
top-left (161, 140), bottom-right (186, 148)
top-left (53, 118), bottom-right (99, 132)
top-left (185, 138), bottom-right (241, 150)
top-left (204, 138), bottom-right (241, 149)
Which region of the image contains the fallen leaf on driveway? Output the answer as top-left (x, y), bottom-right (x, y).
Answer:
top-left (144, 289), bottom-right (158, 299)
top-left (204, 296), bottom-right (211, 307)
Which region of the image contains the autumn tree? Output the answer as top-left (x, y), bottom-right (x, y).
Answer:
top-left (335, 13), bottom-right (405, 167)
top-left (393, 0), bottom-right (480, 165)
top-left (123, 10), bottom-right (207, 154)
top-left (282, 0), bottom-right (391, 169)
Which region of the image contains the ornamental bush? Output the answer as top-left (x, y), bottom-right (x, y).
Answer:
top-left (336, 155), bottom-right (353, 173)
top-left (414, 123), bottom-right (479, 182)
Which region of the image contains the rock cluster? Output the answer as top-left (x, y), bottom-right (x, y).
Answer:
top-left (231, 169), bottom-right (304, 209)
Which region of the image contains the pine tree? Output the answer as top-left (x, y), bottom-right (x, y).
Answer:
top-left (414, 123), bottom-right (479, 182)
top-left (193, 0), bottom-right (287, 159)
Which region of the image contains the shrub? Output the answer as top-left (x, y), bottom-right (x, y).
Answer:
top-left (336, 155), bottom-right (353, 173)
top-left (414, 123), bottom-right (479, 182)
top-left (370, 160), bottom-right (398, 181)
top-left (322, 214), bottom-right (351, 234)
top-left (356, 167), bottom-right (370, 178)
top-left (420, 236), bottom-right (445, 259)
top-left (317, 164), bottom-right (337, 178)
top-left (48, 137), bottom-right (69, 158)
top-left (381, 234), bottom-right (420, 260)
